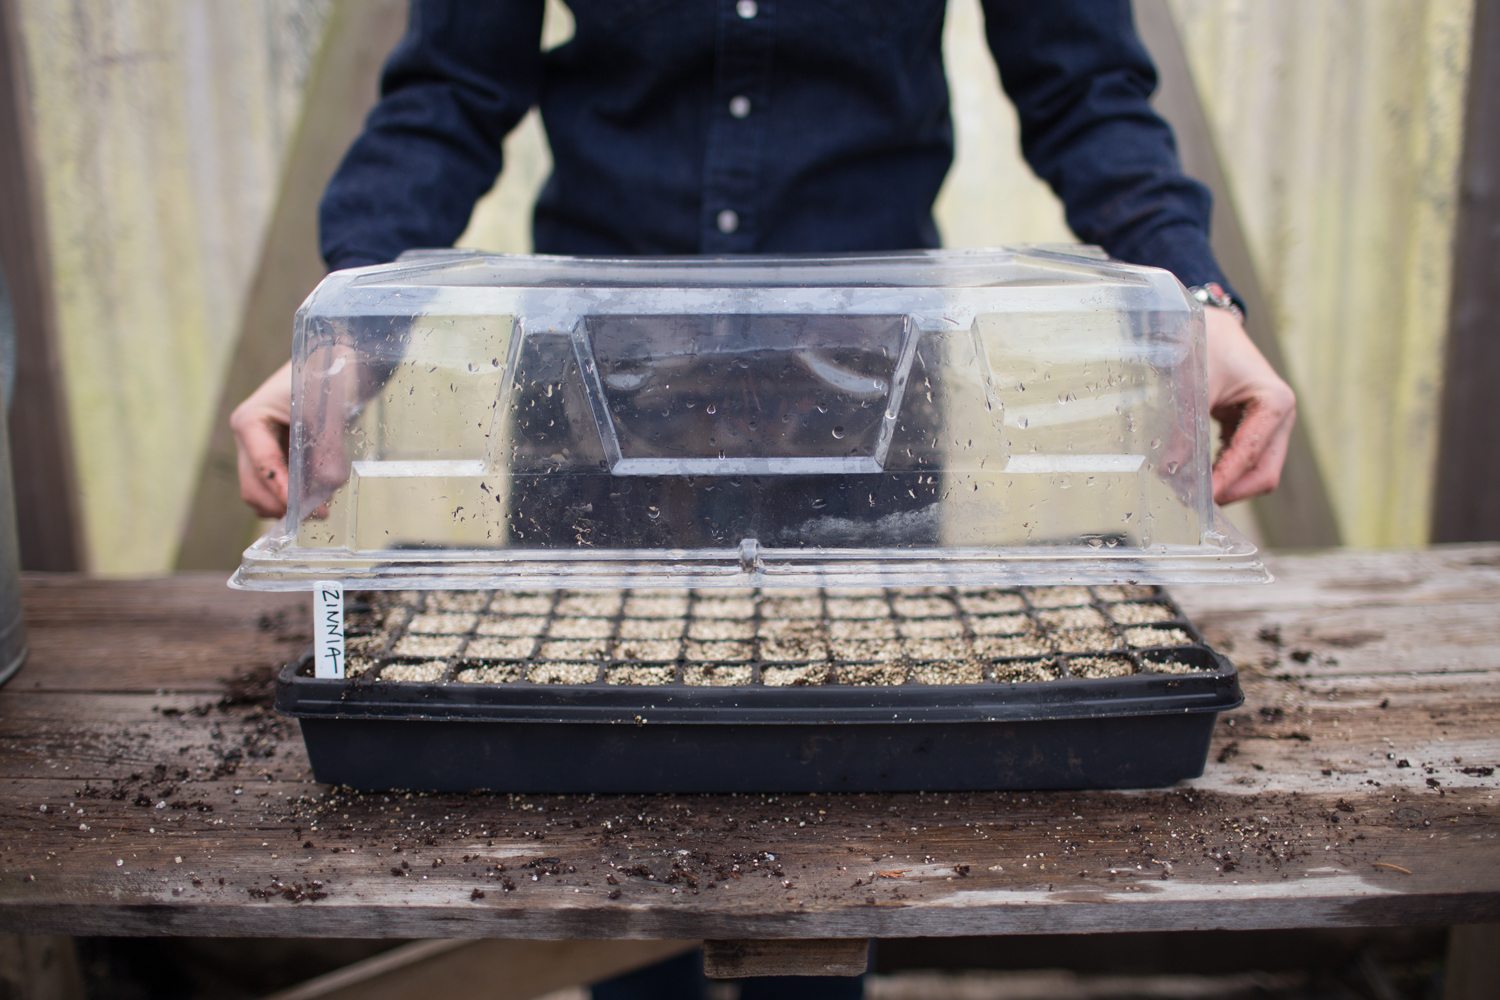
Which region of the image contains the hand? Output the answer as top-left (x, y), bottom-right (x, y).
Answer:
top-left (230, 361), bottom-right (292, 517)
top-left (1205, 307), bottom-right (1296, 505)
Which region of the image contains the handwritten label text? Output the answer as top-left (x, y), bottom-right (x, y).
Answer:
top-left (313, 581), bottom-right (345, 679)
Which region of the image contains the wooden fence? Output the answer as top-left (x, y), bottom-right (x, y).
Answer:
top-left (0, 0), bottom-right (1482, 573)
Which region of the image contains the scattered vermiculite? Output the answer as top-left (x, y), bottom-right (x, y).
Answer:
top-left (332, 585), bottom-right (1213, 688)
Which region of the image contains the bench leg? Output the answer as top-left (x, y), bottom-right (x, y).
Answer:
top-left (702, 939), bottom-right (870, 979)
top-left (1445, 924), bottom-right (1500, 1000)
top-left (0, 935), bottom-right (85, 1000)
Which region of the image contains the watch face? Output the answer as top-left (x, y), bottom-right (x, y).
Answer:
top-left (1192, 284), bottom-right (1233, 310)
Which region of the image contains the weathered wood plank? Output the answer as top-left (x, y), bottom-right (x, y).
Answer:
top-left (2, 749), bottom-right (1495, 940)
top-left (1137, 0), bottom-right (1341, 549)
top-left (1, 552), bottom-right (1496, 940)
top-left (265, 938), bottom-right (695, 1000)
top-left (702, 938), bottom-right (868, 979)
top-left (0, 934), bottom-right (84, 1000)
top-left (1165, 0), bottom-right (1473, 547)
top-left (12, 574), bottom-right (306, 694)
top-left (0, 678), bottom-right (1494, 934)
top-left (15, 1), bottom-right (333, 574)
top-left (1193, 600), bottom-right (1500, 676)
top-left (1431, 0), bottom-right (1500, 543)
top-left (0, 0), bottom-right (83, 570)
top-left (174, 0), bottom-right (406, 572)
top-left (17, 546), bottom-right (1499, 697)
top-left (1174, 544), bottom-right (1500, 614)
top-left (1444, 924), bottom-right (1500, 1000)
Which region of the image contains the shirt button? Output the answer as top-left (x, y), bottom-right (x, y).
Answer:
top-left (728, 95), bottom-right (751, 119)
top-left (716, 209), bottom-right (740, 234)
top-left (736, 0), bottom-right (758, 19)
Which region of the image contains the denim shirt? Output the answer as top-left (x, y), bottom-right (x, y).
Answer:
top-left (320, 0), bottom-right (1233, 295)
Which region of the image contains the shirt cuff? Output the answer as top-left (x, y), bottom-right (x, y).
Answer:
top-left (1115, 222), bottom-right (1245, 316)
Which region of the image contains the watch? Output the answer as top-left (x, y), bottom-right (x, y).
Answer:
top-left (1188, 282), bottom-right (1244, 322)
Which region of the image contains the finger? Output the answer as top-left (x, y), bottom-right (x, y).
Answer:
top-left (1155, 418), bottom-right (1199, 506)
top-left (304, 365), bottom-right (358, 511)
top-left (236, 446), bottom-right (284, 518)
top-left (236, 451), bottom-right (276, 515)
top-left (247, 426), bottom-right (291, 508)
top-left (1231, 411), bottom-right (1294, 502)
top-left (238, 421), bottom-right (291, 516)
top-left (1212, 399), bottom-right (1281, 504)
top-left (1216, 407), bottom-right (1295, 504)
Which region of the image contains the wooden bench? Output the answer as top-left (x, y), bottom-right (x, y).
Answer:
top-left (2, 545), bottom-right (1497, 997)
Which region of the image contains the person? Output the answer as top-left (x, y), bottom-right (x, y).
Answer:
top-left (233, 1), bottom-right (1294, 520)
top-left (229, 2), bottom-right (1294, 995)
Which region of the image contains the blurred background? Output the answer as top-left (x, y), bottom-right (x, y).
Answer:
top-left (0, 0), bottom-right (1493, 577)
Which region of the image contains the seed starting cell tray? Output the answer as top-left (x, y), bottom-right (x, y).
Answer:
top-left (277, 585), bottom-right (1241, 792)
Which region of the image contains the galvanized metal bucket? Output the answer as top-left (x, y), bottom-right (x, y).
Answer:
top-left (0, 264), bottom-right (26, 687)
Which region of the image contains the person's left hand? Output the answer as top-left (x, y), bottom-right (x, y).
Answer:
top-left (1204, 306), bottom-right (1297, 505)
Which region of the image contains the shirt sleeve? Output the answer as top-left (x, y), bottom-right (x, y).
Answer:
top-left (979, 0), bottom-right (1239, 303)
top-left (318, 1), bottom-right (546, 272)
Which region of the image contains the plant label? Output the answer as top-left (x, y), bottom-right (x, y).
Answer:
top-left (313, 581), bottom-right (345, 679)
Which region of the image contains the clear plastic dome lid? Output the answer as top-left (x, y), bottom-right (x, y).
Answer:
top-left (232, 248), bottom-right (1267, 590)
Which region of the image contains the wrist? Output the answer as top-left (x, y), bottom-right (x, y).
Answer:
top-left (1189, 282), bottom-right (1245, 323)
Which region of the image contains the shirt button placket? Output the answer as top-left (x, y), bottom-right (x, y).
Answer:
top-left (704, 0), bottom-right (768, 251)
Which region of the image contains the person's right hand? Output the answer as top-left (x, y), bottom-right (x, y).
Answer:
top-left (230, 360), bottom-right (293, 517)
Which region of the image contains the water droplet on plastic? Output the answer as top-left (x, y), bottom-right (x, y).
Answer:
top-left (706, 403), bottom-right (717, 415)
top-left (810, 498), bottom-right (828, 510)
top-left (646, 506), bottom-right (661, 521)
top-left (831, 426), bottom-right (846, 440)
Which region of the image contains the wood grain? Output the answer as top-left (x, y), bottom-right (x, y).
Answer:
top-left (174, 0), bottom-right (406, 572)
top-left (0, 934), bottom-right (84, 1000)
top-left (703, 938), bottom-right (868, 979)
top-left (1166, 0), bottom-right (1473, 547)
top-left (1444, 924), bottom-right (1500, 1000)
top-left (1175, 544), bottom-right (1500, 613)
top-left (14, 573), bottom-right (307, 693)
top-left (13, 1), bottom-right (332, 574)
top-left (0, 550), bottom-right (1497, 940)
top-left (1432, 0), bottom-right (1500, 543)
top-left (0, 0), bottom-right (82, 570)
top-left (264, 939), bottom-right (695, 1000)
top-left (1137, 0), bottom-right (1341, 550)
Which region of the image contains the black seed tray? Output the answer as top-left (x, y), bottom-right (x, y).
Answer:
top-left (275, 586), bottom-right (1241, 793)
